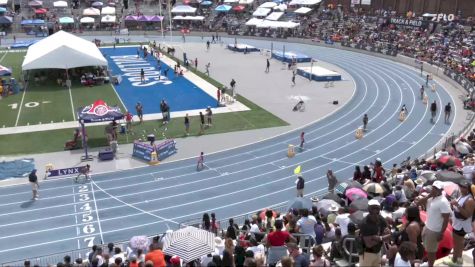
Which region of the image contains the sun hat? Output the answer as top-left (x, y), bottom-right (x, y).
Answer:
top-left (368, 199), bottom-right (380, 206)
top-left (432, 180), bottom-right (444, 190)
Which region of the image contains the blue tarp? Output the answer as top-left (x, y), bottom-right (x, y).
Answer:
top-left (10, 40), bottom-right (38, 48)
top-left (271, 50), bottom-right (312, 63)
top-left (0, 158), bottom-right (35, 180)
top-left (21, 19), bottom-right (45, 25)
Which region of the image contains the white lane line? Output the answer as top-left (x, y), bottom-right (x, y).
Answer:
top-left (90, 181), bottom-right (104, 245)
top-left (91, 180), bottom-right (178, 228)
top-left (319, 156), bottom-right (358, 166)
top-left (0, 61), bottom-right (378, 210)
top-left (0, 49), bottom-right (451, 244)
top-left (68, 83), bottom-right (75, 121)
top-left (0, 59), bottom-right (405, 225)
top-left (0, 53), bottom-right (448, 231)
top-left (0, 57), bottom-right (401, 218)
top-left (72, 186), bottom-right (80, 249)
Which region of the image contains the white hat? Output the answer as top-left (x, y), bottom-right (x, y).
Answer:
top-left (376, 158), bottom-right (381, 162)
top-left (432, 180), bottom-right (444, 190)
top-left (215, 237), bottom-right (224, 247)
top-left (329, 205), bottom-right (339, 212)
top-left (368, 199), bottom-right (380, 206)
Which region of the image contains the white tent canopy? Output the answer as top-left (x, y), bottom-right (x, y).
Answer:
top-left (171, 5), bottom-right (197, 13)
top-left (266, 11), bottom-right (283, 20)
top-left (22, 30), bottom-right (107, 70)
top-left (173, 15), bottom-right (204, 20)
top-left (246, 18), bottom-right (299, 28)
top-left (289, 0), bottom-right (321, 5)
top-left (101, 15), bottom-right (116, 22)
top-left (53, 0), bottom-right (67, 7)
top-left (223, 0), bottom-right (239, 3)
top-left (252, 7), bottom-right (271, 17)
top-left (101, 6), bottom-right (115, 15)
top-left (80, 16), bottom-right (95, 23)
top-left (0, 0), bottom-right (8, 5)
top-left (83, 7), bottom-right (100, 16)
top-left (259, 1), bottom-right (276, 8)
top-left (294, 6), bottom-right (312, 14)
top-left (273, 4), bottom-right (287, 11)
top-left (239, 0), bottom-right (254, 4)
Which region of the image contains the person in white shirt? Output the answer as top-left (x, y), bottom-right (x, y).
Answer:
top-left (334, 208), bottom-right (351, 236)
top-left (112, 247), bottom-right (126, 265)
top-left (416, 180), bottom-right (451, 267)
top-left (394, 241), bottom-right (418, 267)
top-left (246, 238), bottom-right (265, 258)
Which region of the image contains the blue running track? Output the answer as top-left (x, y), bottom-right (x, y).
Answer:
top-left (0, 39), bottom-right (456, 264)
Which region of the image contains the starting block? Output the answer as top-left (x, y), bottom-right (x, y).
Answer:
top-left (355, 128), bottom-right (363, 139)
top-left (431, 84), bottom-right (436, 92)
top-left (399, 111), bottom-right (406, 122)
top-left (287, 144), bottom-right (295, 158)
top-left (423, 94), bottom-right (428, 104)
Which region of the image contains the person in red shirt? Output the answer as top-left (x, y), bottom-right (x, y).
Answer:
top-left (125, 111), bottom-right (133, 133)
top-left (145, 243), bottom-right (166, 267)
top-left (266, 219), bottom-right (297, 247)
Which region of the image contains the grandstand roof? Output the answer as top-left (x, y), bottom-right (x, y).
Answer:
top-left (22, 30), bottom-right (107, 70)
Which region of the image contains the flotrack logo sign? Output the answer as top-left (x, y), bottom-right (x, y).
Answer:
top-left (110, 55), bottom-right (172, 87)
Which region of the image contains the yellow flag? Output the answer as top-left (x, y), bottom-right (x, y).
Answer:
top-left (294, 165), bottom-right (301, 175)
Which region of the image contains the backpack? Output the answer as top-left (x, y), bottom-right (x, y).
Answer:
top-left (29, 172), bottom-right (36, 183)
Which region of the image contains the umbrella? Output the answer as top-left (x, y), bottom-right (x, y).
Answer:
top-left (232, 5), bottom-right (245, 11)
top-left (455, 142), bottom-right (472, 154)
top-left (0, 7), bottom-right (6, 12)
top-left (200, 1), bottom-right (212, 5)
top-left (92, 1), bottom-right (103, 7)
top-left (129, 235), bottom-right (150, 250)
top-left (162, 226), bottom-right (216, 263)
top-left (215, 4), bottom-right (232, 12)
top-left (349, 210), bottom-right (366, 224)
top-left (438, 155), bottom-right (462, 168)
top-left (443, 181), bottom-right (460, 198)
top-left (258, 209), bottom-right (276, 220)
top-left (288, 197), bottom-right (313, 211)
top-left (419, 170), bottom-right (436, 182)
top-left (349, 198), bottom-right (368, 211)
top-left (363, 182), bottom-right (386, 195)
top-left (322, 192), bottom-right (342, 203)
top-left (435, 170), bottom-right (465, 183)
top-left (315, 199), bottom-right (340, 211)
top-left (80, 16), bottom-right (95, 23)
top-left (0, 65), bottom-right (12, 76)
top-left (345, 187), bottom-right (367, 201)
top-left (35, 8), bottom-right (47, 14)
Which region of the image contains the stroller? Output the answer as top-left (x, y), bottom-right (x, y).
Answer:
top-left (293, 99), bottom-right (305, 112)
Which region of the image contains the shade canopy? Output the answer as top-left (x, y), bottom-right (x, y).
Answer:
top-left (173, 15), bottom-right (204, 20)
top-left (239, 0), bottom-right (254, 4)
top-left (80, 16), bottom-right (95, 23)
top-left (252, 7), bottom-right (271, 16)
top-left (53, 0), bottom-right (67, 7)
top-left (28, 0), bottom-right (42, 6)
top-left (289, 0), bottom-right (321, 5)
top-left (215, 4), bottom-right (232, 12)
top-left (0, 7), bottom-right (6, 12)
top-left (101, 6), bottom-right (115, 15)
top-left (35, 8), bottom-right (47, 14)
top-left (259, 1), bottom-right (277, 8)
top-left (59, 16), bottom-right (74, 24)
top-left (294, 6), bottom-right (312, 13)
top-left (0, 0), bottom-right (7, 5)
top-left (83, 7), bottom-right (100, 16)
top-left (101, 15), bottom-right (116, 23)
top-left (0, 65), bottom-right (11, 76)
top-left (22, 30), bottom-right (107, 70)
top-left (77, 100), bottom-right (124, 123)
top-left (171, 5), bottom-right (197, 13)
top-left (0, 16), bottom-right (12, 24)
top-left (266, 11), bottom-right (283, 20)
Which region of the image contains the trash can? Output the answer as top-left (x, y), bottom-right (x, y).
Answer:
top-left (120, 123), bottom-right (126, 134)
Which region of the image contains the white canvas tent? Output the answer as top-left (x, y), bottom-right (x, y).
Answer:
top-left (289, 0), bottom-right (321, 5)
top-left (252, 7), bottom-right (271, 17)
top-left (53, 0), bottom-right (67, 7)
top-left (101, 6), bottom-right (115, 15)
top-left (22, 30), bottom-right (107, 70)
top-left (80, 17), bottom-right (95, 23)
top-left (294, 6), bottom-right (312, 14)
top-left (266, 11), bottom-right (283, 20)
